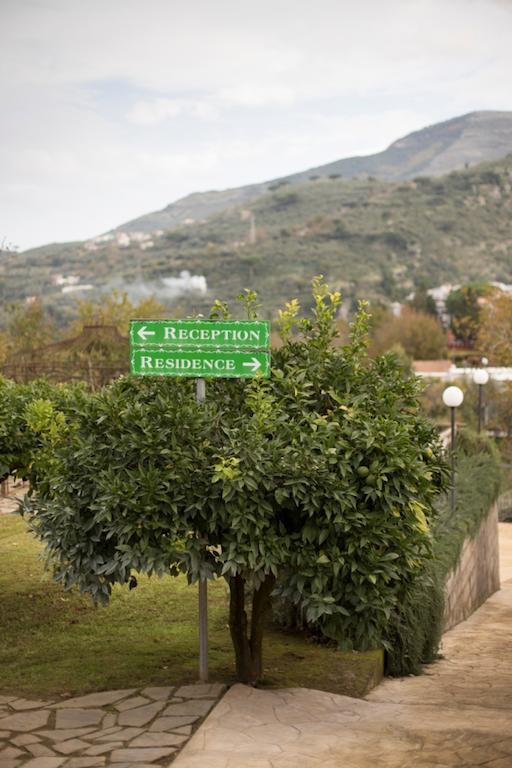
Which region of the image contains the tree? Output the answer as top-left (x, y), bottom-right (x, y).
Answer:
top-left (72, 291), bottom-right (167, 337)
top-left (446, 283), bottom-right (490, 347)
top-left (477, 290), bottom-right (512, 366)
top-left (407, 287), bottom-right (437, 316)
top-left (489, 382), bottom-right (512, 436)
top-left (1, 299), bottom-right (55, 360)
top-left (370, 307), bottom-right (447, 360)
top-left (22, 279), bottom-right (448, 684)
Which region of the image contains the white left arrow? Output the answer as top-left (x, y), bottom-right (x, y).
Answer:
top-left (242, 357), bottom-right (261, 373)
top-left (137, 325), bottom-right (156, 341)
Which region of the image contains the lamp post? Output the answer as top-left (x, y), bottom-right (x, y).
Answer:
top-left (473, 369), bottom-right (489, 434)
top-left (442, 385), bottom-right (464, 514)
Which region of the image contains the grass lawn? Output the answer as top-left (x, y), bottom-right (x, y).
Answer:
top-left (0, 514), bottom-right (382, 699)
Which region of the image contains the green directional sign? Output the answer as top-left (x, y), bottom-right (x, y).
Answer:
top-left (130, 319), bottom-right (269, 349)
top-left (129, 318), bottom-right (270, 682)
top-left (131, 348), bottom-right (270, 378)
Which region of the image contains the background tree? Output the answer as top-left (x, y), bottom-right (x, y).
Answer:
top-left (446, 283), bottom-right (490, 347)
top-left (370, 307), bottom-right (447, 359)
top-left (489, 383), bottom-right (512, 436)
top-left (1, 299), bottom-right (55, 360)
top-left (407, 286), bottom-right (437, 316)
top-left (477, 290), bottom-right (512, 366)
top-left (72, 291), bottom-right (167, 336)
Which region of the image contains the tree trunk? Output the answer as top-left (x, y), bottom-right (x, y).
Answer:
top-left (228, 574), bottom-right (251, 682)
top-left (228, 573), bottom-right (276, 684)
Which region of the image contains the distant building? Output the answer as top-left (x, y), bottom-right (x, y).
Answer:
top-left (413, 360), bottom-right (512, 382)
top-left (61, 284), bottom-right (94, 294)
top-left (413, 360), bottom-right (453, 377)
top-left (52, 274), bottom-right (81, 286)
top-left (117, 232), bottom-right (131, 248)
top-left (83, 230), bottom-right (156, 251)
top-left (427, 284), bottom-right (460, 327)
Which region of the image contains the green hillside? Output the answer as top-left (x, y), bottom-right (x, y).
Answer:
top-left (2, 156), bottom-right (512, 322)
top-left (115, 111), bottom-right (512, 234)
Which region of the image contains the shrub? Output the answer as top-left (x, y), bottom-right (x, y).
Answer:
top-left (385, 430), bottom-right (501, 675)
top-left (22, 280), bottom-right (449, 683)
top-left (0, 376), bottom-right (87, 485)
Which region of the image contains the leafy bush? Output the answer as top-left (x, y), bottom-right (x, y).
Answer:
top-left (22, 280), bottom-right (449, 683)
top-left (385, 429), bottom-right (501, 675)
top-left (270, 191), bottom-right (300, 210)
top-left (0, 376), bottom-right (87, 485)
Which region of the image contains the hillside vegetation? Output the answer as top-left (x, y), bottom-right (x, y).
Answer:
top-left (2, 155), bottom-right (512, 322)
top-left (116, 110), bottom-right (512, 234)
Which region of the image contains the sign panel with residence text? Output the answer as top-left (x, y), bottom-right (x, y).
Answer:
top-left (131, 348), bottom-right (270, 378)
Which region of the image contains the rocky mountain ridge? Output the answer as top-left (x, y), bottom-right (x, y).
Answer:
top-left (115, 111), bottom-right (512, 235)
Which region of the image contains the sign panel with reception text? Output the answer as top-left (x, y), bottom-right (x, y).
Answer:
top-left (130, 319), bottom-right (269, 350)
top-left (129, 319), bottom-right (270, 379)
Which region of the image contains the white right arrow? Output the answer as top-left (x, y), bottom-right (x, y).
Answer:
top-left (242, 357), bottom-right (261, 373)
top-left (137, 325), bottom-right (156, 341)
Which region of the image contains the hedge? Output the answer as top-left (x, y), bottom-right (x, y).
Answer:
top-left (385, 430), bottom-right (501, 675)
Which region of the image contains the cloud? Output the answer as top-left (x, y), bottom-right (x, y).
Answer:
top-left (126, 85), bottom-right (295, 127)
top-left (219, 85), bottom-right (296, 107)
top-left (127, 97), bottom-right (219, 125)
top-left (1, 0), bottom-right (512, 249)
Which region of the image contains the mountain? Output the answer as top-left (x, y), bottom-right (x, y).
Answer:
top-left (116, 111), bottom-right (512, 234)
top-left (4, 151), bottom-right (512, 325)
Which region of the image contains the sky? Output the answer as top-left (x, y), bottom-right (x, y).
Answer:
top-left (1, 0), bottom-right (512, 251)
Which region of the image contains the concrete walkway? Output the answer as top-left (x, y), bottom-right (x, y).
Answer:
top-left (173, 524), bottom-right (512, 768)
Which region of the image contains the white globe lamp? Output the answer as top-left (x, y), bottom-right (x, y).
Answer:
top-left (442, 385), bottom-right (464, 514)
top-left (473, 369), bottom-right (489, 386)
top-left (442, 386), bottom-right (464, 408)
top-left (473, 369), bottom-right (490, 433)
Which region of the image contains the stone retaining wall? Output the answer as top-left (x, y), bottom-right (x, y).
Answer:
top-left (443, 503), bottom-right (500, 631)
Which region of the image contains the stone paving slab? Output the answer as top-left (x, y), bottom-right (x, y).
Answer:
top-left (140, 690), bottom-right (172, 703)
top-left (49, 693), bottom-right (136, 710)
top-left (0, 684), bottom-right (226, 767)
top-left (117, 703), bottom-right (166, 728)
top-left (11, 701), bottom-right (52, 712)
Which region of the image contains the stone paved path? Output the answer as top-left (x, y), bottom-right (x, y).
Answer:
top-left (0, 684), bottom-right (225, 768)
top-left (172, 524), bottom-right (512, 768)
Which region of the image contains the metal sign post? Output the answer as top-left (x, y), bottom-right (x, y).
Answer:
top-left (129, 318), bottom-right (271, 682)
top-left (195, 378), bottom-right (208, 682)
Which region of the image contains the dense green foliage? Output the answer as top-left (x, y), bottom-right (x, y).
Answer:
top-left (21, 281), bottom-right (449, 681)
top-left (446, 283), bottom-right (490, 346)
top-left (385, 430), bottom-right (501, 675)
top-left (369, 307), bottom-right (447, 360)
top-left (3, 156), bottom-right (512, 324)
top-left (0, 376), bottom-right (87, 485)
